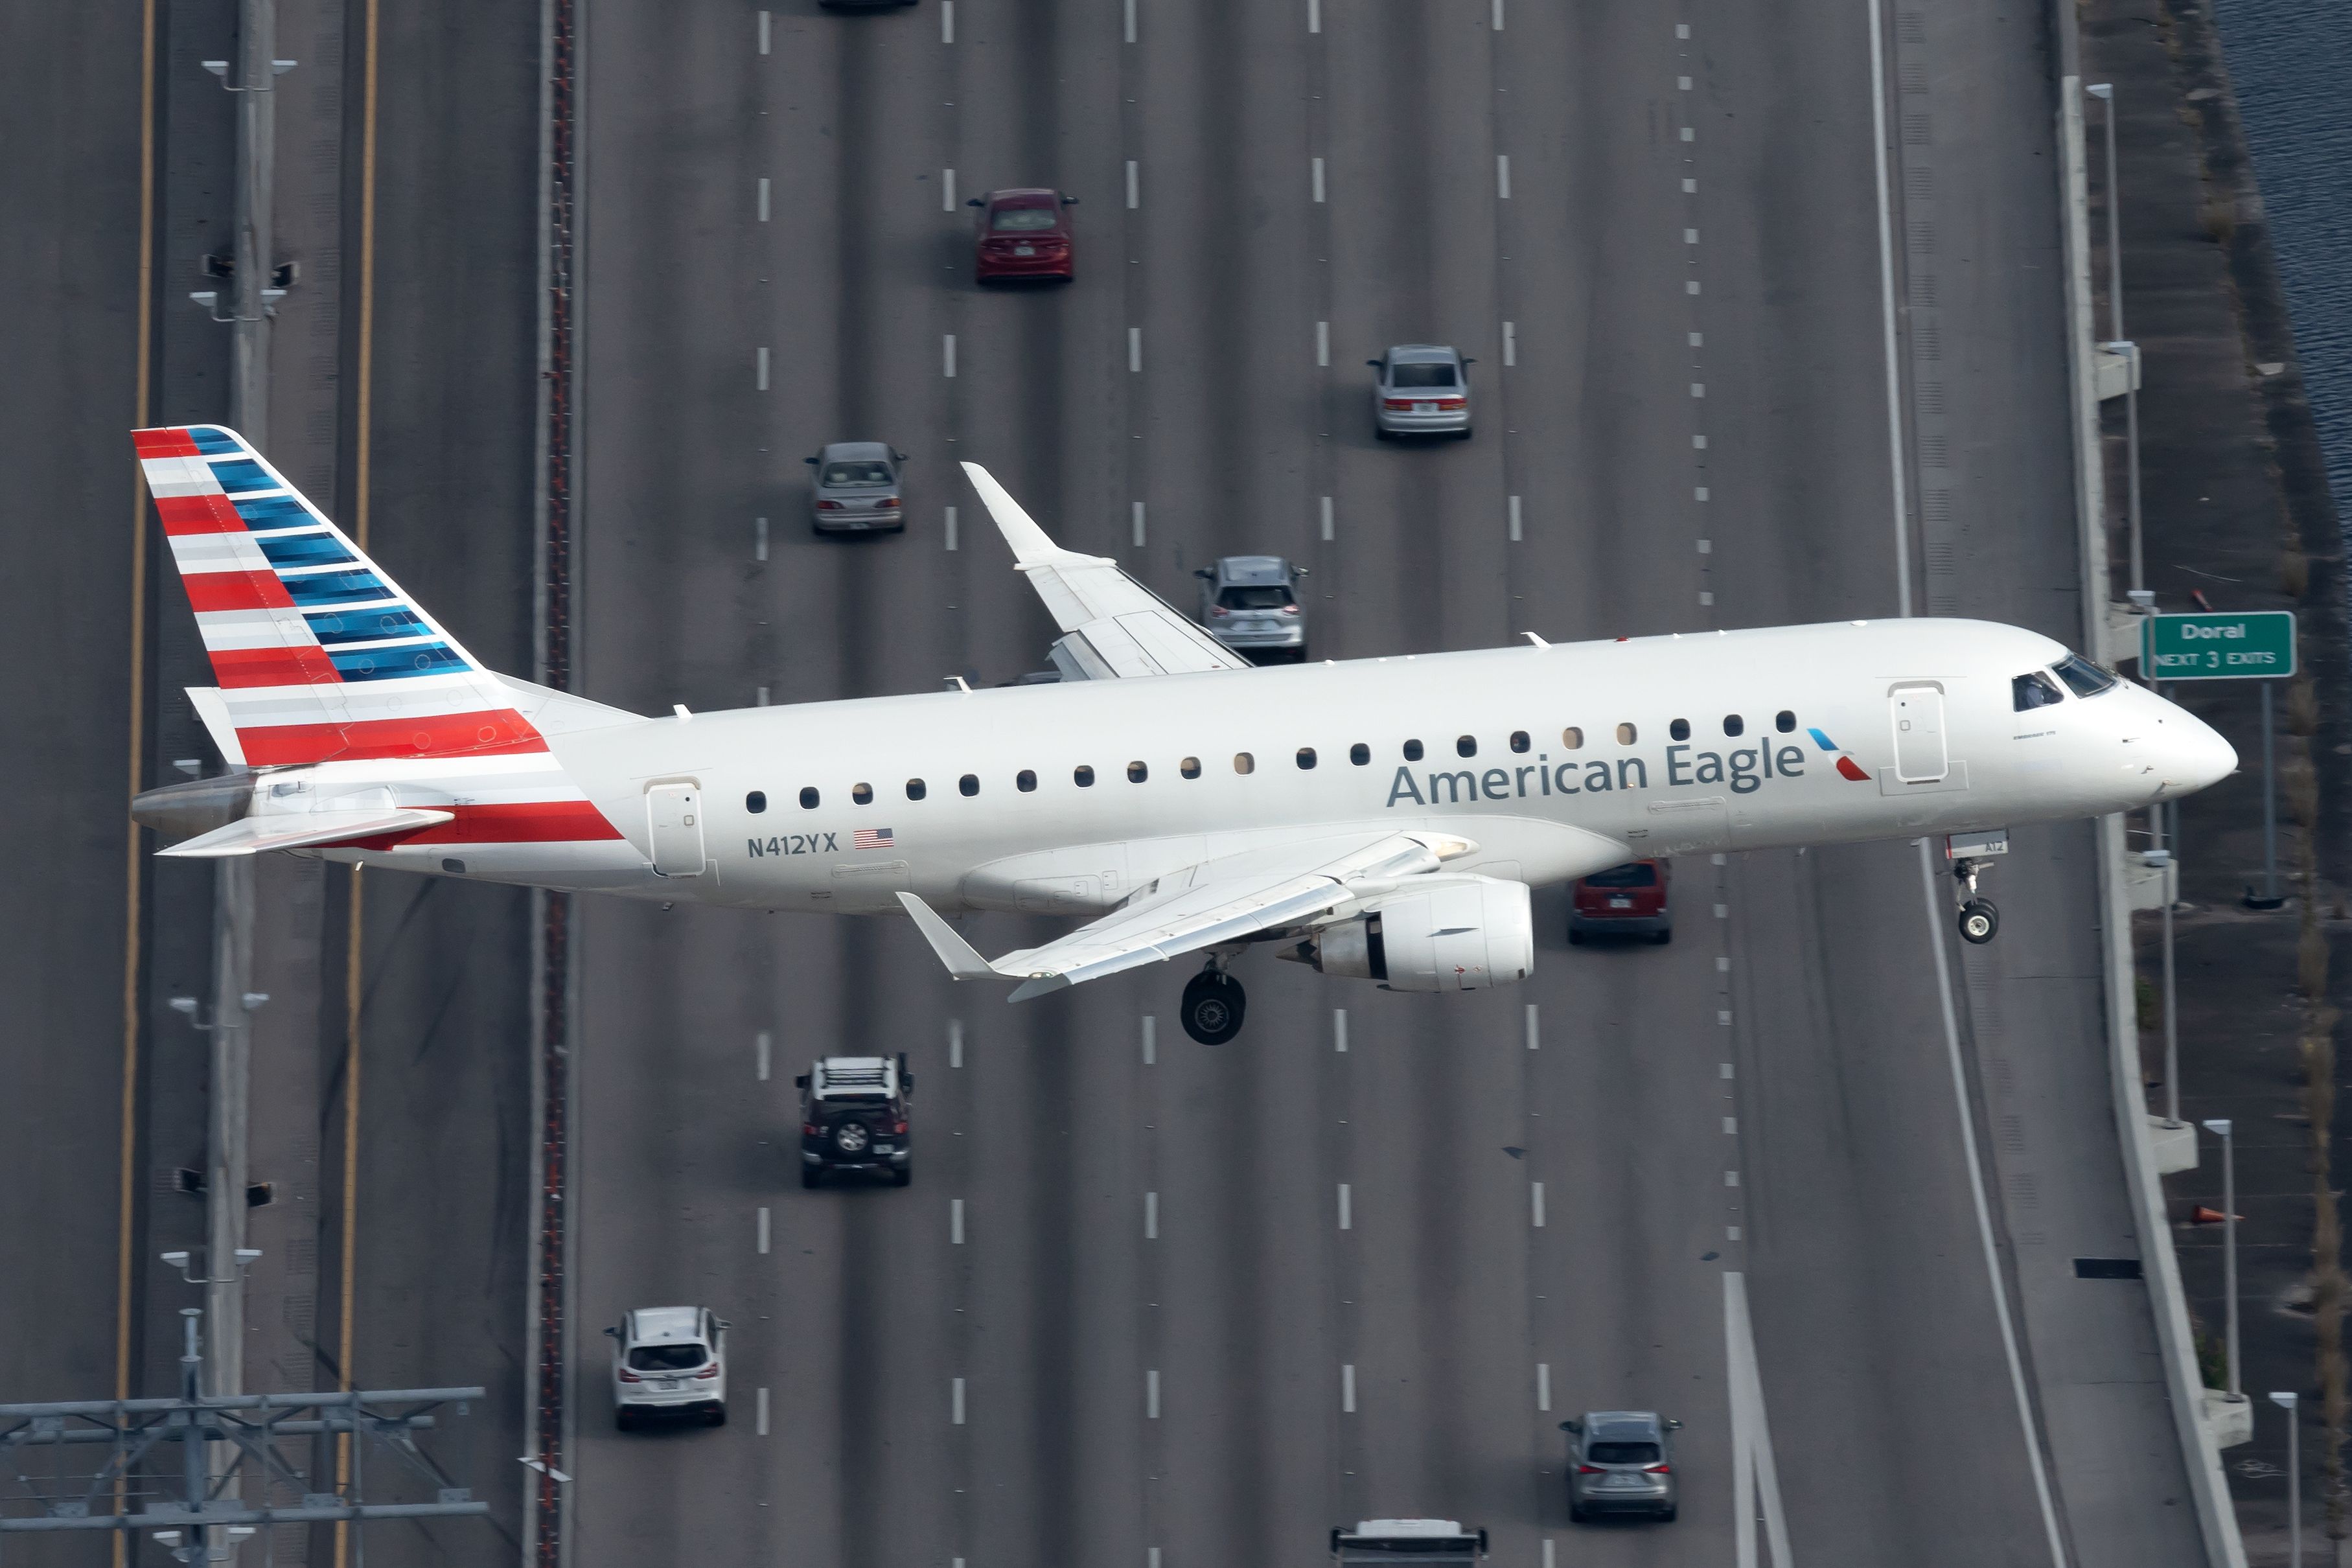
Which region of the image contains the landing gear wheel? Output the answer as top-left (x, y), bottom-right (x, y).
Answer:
top-left (1181, 970), bottom-right (1247, 1044)
top-left (1958, 898), bottom-right (2000, 945)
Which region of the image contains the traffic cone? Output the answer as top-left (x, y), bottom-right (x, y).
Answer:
top-left (2191, 1205), bottom-right (2241, 1225)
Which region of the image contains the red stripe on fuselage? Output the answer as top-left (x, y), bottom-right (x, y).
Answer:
top-left (156, 492), bottom-right (245, 535)
top-left (343, 801), bottom-right (625, 851)
top-left (134, 428), bottom-right (202, 458)
top-left (211, 644), bottom-right (343, 688)
top-left (236, 710), bottom-right (549, 767)
top-left (182, 570), bottom-right (295, 613)
top-left (1836, 756), bottom-right (1871, 782)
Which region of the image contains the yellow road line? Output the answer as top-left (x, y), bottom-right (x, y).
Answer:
top-left (334, 5), bottom-right (380, 1563)
top-left (115, 0), bottom-right (159, 1557)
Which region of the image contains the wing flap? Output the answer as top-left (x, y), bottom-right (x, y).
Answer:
top-left (158, 808), bottom-right (455, 859)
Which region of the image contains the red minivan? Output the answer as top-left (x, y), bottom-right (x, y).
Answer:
top-left (1567, 860), bottom-right (1672, 945)
top-left (969, 189), bottom-right (1078, 283)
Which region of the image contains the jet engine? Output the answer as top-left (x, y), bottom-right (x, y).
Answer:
top-left (1287, 875), bottom-right (1533, 991)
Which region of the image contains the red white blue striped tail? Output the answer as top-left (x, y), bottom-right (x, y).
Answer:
top-left (136, 424), bottom-right (546, 768)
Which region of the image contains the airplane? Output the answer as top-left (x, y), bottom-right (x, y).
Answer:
top-left (131, 424), bottom-right (2235, 1044)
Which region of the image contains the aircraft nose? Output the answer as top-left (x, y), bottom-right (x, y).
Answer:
top-left (2164, 710), bottom-right (2237, 795)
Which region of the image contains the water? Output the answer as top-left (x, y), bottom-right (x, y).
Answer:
top-left (2207, 0), bottom-right (2352, 531)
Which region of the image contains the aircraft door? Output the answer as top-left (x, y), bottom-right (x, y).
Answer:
top-left (1889, 686), bottom-right (1949, 783)
top-left (645, 782), bottom-right (707, 876)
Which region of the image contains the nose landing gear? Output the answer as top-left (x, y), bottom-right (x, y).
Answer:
top-left (1179, 956), bottom-right (1247, 1044)
top-left (1953, 857), bottom-right (2000, 945)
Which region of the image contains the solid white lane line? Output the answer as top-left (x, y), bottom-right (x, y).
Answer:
top-left (1725, 1273), bottom-right (1794, 1568)
top-left (1867, 0), bottom-right (1913, 615)
top-left (1508, 495), bottom-right (1523, 543)
top-left (942, 168), bottom-right (956, 212)
top-left (951, 1378), bottom-right (965, 1425)
top-left (757, 1206), bottom-right (770, 1253)
top-left (1496, 154), bottom-right (1511, 200)
top-left (951, 1197), bottom-right (965, 1244)
top-left (1337, 1182), bottom-right (1351, 1230)
top-left (1141, 1013), bottom-right (1156, 1065)
top-left (1536, 1362), bottom-right (1550, 1411)
top-left (1128, 327), bottom-right (1142, 373)
top-left (1320, 496), bottom-right (1334, 543)
top-left (755, 1028), bottom-right (770, 1080)
top-left (1332, 1006), bottom-right (1348, 1051)
top-left (758, 9), bottom-right (770, 54)
top-left (1126, 160), bottom-right (1139, 209)
top-left (1524, 1002), bottom-right (1539, 1050)
top-left (1145, 1191), bottom-right (1158, 1239)
top-left (1530, 1181), bottom-right (1545, 1227)
top-left (1312, 157), bottom-right (1326, 203)
top-left (757, 1386), bottom-right (770, 1436)
top-left (755, 347), bottom-right (768, 391)
top-left (944, 505), bottom-right (958, 553)
top-left (1915, 840), bottom-right (2068, 1563)
top-left (757, 178), bottom-right (770, 222)
top-left (1503, 320), bottom-right (1516, 365)
top-left (1132, 502), bottom-right (1146, 548)
top-left (1341, 1364), bottom-right (1355, 1412)
top-left (949, 1017), bottom-right (963, 1068)
top-left (1316, 320), bottom-right (1330, 367)
top-left (1147, 1369), bottom-right (1160, 1418)
top-left (941, 0), bottom-right (952, 43)
top-left (754, 515), bottom-right (767, 562)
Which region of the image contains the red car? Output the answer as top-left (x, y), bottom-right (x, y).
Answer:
top-left (1567, 860), bottom-right (1672, 945)
top-left (969, 189), bottom-right (1078, 283)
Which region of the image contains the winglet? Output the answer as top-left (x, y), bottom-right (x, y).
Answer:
top-left (960, 462), bottom-right (1109, 569)
top-left (896, 892), bottom-right (1001, 980)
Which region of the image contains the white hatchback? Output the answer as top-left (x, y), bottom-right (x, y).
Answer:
top-left (606, 1305), bottom-right (730, 1429)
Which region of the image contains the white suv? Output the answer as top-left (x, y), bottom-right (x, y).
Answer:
top-left (606, 1305), bottom-right (730, 1429)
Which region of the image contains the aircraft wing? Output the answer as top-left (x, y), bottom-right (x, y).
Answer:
top-left (898, 830), bottom-right (1475, 998)
top-left (960, 462), bottom-right (1249, 678)
top-left (157, 808), bottom-right (456, 859)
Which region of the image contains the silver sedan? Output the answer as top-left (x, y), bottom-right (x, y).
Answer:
top-left (805, 442), bottom-right (908, 534)
top-left (1563, 1410), bottom-right (1681, 1522)
top-left (1369, 345), bottom-right (1473, 439)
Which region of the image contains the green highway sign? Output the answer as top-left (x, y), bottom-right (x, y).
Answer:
top-left (2141, 610), bottom-right (2296, 680)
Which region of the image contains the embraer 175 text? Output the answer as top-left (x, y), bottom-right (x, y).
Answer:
top-left (131, 425), bottom-right (2235, 1044)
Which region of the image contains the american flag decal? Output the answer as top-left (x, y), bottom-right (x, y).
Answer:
top-left (853, 827), bottom-right (895, 850)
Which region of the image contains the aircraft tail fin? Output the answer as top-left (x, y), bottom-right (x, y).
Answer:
top-left (135, 424), bottom-right (548, 769)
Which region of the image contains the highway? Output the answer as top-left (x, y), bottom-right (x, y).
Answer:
top-left (562, 2), bottom-right (2205, 1567)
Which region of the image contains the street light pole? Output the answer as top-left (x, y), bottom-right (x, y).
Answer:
top-left (2204, 1118), bottom-right (2241, 1401)
top-left (2086, 82), bottom-right (2143, 597)
top-left (2270, 1389), bottom-right (2301, 1567)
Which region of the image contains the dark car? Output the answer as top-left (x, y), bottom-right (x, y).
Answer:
top-left (1567, 859), bottom-right (1671, 944)
top-left (798, 1054), bottom-right (914, 1186)
top-left (968, 189), bottom-right (1078, 283)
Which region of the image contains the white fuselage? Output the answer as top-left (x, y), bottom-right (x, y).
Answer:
top-left (307, 617), bottom-right (2231, 912)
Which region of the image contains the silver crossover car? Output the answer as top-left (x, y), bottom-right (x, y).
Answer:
top-left (805, 441), bottom-right (908, 533)
top-left (1369, 344), bottom-right (1473, 439)
top-left (1563, 1410), bottom-right (1681, 1522)
top-left (1194, 555), bottom-right (1309, 662)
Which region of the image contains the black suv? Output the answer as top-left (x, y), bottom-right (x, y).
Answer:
top-left (797, 1054), bottom-right (914, 1187)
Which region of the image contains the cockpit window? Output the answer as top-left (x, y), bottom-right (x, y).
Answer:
top-left (2051, 653), bottom-right (2118, 698)
top-left (2013, 671), bottom-right (2065, 711)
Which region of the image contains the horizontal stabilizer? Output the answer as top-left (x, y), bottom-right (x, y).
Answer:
top-left (158, 808), bottom-right (455, 859)
top-left (895, 892), bottom-right (1000, 980)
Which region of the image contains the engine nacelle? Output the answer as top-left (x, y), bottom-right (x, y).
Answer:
top-left (1290, 876), bottom-right (1534, 992)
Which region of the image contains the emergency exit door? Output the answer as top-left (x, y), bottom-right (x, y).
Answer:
top-left (645, 782), bottom-right (707, 876)
top-left (1889, 686), bottom-right (1948, 783)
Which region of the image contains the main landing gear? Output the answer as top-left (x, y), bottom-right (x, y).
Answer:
top-left (1953, 856), bottom-right (2000, 945)
top-left (1180, 956), bottom-right (1247, 1045)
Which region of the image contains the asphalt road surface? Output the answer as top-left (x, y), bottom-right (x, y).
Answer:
top-left (556, 0), bottom-right (2208, 1565)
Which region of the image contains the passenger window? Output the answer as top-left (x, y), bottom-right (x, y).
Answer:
top-left (1350, 743), bottom-right (1370, 766)
top-left (1017, 770), bottom-right (1037, 792)
top-left (1723, 715), bottom-right (1744, 737)
top-left (1616, 722), bottom-right (1637, 745)
top-left (1297, 747), bottom-right (1317, 770)
top-left (746, 791), bottom-right (767, 813)
top-left (1403, 739), bottom-right (1424, 762)
top-left (1510, 731), bottom-right (1530, 753)
top-left (2051, 653), bottom-right (2118, 697)
top-left (1457, 735), bottom-right (1477, 758)
top-left (852, 783), bottom-right (873, 805)
top-left (1128, 761), bottom-right (1148, 783)
top-left (906, 778), bottom-right (927, 801)
top-left (959, 774), bottom-right (979, 797)
top-left (1562, 727), bottom-right (1584, 750)
top-left (1234, 752), bottom-right (1255, 774)
top-left (799, 787), bottom-right (820, 809)
top-left (1775, 710), bottom-right (1796, 733)
top-left (2013, 671), bottom-right (2066, 711)
top-left (1669, 719), bottom-right (1690, 741)
top-left (1181, 757), bottom-right (1201, 779)
top-left (1074, 765), bottom-right (1096, 787)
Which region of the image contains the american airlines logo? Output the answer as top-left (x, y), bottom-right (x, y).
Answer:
top-left (1384, 730), bottom-right (1864, 809)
